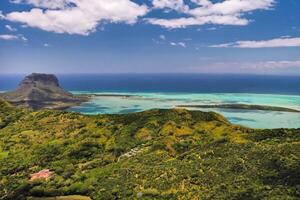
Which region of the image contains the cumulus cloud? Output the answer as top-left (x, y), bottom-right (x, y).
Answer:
top-left (5, 0), bottom-right (149, 35)
top-left (0, 0), bottom-right (276, 35)
top-left (3, 0), bottom-right (276, 34)
top-left (0, 34), bottom-right (27, 41)
top-left (10, 0), bottom-right (69, 9)
top-left (211, 37), bottom-right (300, 48)
top-left (147, 0), bottom-right (274, 28)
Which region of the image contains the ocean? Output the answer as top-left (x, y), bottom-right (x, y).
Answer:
top-left (1, 74), bottom-right (300, 129)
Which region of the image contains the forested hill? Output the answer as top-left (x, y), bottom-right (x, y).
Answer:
top-left (0, 98), bottom-right (299, 200)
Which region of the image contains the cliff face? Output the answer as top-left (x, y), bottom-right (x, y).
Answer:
top-left (21, 73), bottom-right (60, 87)
top-left (0, 73), bottom-right (88, 110)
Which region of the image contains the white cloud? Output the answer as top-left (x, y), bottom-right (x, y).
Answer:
top-left (10, 0), bottom-right (69, 9)
top-left (0, 34), bottom-right (27, 41)
top-left (3, 0), bottom-right (276, 34)
top-left (207, 27), bottom-right (217, 31)
top-left (5, 0), bottom-right (149, 35)
top-left (5, 24), bottom-right (17, 31)
top-left (189, 0), bottom-right (274, 16)
top-left (152, 34), bottom-right (167, 44)
top-left (190, 60), bottom-right (300, 74)
top-left (244, 60), bottom-right (300, 69)
top-left (147, 0), bottom-right (274, 28)
top-left (44, 43), bottom-right (50, 47)
top-left (159, 34), bottom-right (166, 40)
top-left (0, 34), bottom-right (19, 40)
top-left (152, 0), bottom-right (188, 12)
top-left (19, 35), bottom-right (28, 41)
top-left (147, 15), bottom-right (249, 28)
top-left (211, 37), bottom-right (300, 48)
top-left (191, 0), bottom-right (212, 7)
top-left (178, 42), bottom-right (186, 48)
top-left (154, 35), bottom-right (187, 48)
top-left (170, 42), bottom-right (186, 47)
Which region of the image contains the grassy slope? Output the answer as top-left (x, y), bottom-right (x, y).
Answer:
top-left (0, 99), bottom-right (299, 200)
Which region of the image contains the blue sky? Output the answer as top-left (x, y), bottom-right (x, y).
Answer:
top-left (0, 0), bottom-right (300, 74)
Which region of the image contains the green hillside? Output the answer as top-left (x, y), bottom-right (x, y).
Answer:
top-left (0, 98), bottom-right (299, 200)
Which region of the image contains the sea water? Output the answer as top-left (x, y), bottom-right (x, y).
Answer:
top-left (69, 92), bottom-right (300, 129)
top-left (1, 74), bottom-right (300, 129)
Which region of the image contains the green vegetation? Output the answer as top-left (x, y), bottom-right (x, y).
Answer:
top-left (0, 98), bottom-right (299, 199)
top-left (28, 195), bottom-right (91, 200)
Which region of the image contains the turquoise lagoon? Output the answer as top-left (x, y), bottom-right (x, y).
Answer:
top-left (69, 92), bottom-right (300, 129)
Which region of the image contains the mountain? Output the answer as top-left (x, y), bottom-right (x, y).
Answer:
top-left (0, 73), bottom-right (88, 110)
top-left (0, 98), bottom-right (299, 200)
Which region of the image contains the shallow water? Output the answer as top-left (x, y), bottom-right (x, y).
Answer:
top-left (69, 92), bottom-right (300, 129)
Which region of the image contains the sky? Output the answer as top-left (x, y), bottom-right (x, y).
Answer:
top-left (0, 0), bottom-right (300, 75)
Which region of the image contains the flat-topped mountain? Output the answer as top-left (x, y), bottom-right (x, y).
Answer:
top-left (0, 73), bottom-right (88, 110)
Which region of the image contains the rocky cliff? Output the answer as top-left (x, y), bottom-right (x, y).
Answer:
top-left (0, 73), bottom-right (88, 110)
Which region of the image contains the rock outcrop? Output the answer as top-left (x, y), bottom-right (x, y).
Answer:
top-left (0, 73), bottom-right (88, 110)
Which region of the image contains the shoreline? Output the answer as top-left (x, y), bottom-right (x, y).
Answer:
top-left (67, 93), bottom-right (300, 129)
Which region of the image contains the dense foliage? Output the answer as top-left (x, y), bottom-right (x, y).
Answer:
top-left (0, 98), bottom-right (299, 200)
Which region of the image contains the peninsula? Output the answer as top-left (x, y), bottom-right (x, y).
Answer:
top-left (0, 73), bottom-right (89, 110)
top-left (177, 104), bottom-right (300, 113)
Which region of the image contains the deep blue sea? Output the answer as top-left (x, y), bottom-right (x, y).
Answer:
top-left (1, 74), bottom-right (300, 94)
top-left (1, 74), bottom-right (300, 129)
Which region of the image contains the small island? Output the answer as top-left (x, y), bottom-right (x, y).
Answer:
top-left (0, 73), bottom-right (89, 110)
top-left (176, 104), bottom-right (300, 113)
